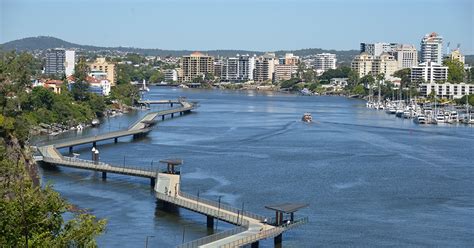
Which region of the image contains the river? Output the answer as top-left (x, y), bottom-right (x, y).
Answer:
top-left (38, 87), bottom-right (474, 247)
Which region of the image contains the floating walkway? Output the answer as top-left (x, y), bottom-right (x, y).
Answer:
top-left (36, 99), bottom-right (308, 247)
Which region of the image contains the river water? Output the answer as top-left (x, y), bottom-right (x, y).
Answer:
top-left (38, 87), bottom-right (474, 247)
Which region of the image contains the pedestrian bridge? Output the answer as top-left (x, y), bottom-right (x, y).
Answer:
top-left (36, 99), bottom-right (308, 247)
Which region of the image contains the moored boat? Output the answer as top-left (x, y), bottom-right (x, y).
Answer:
top-left (302, 113), bottom-right (313, 123)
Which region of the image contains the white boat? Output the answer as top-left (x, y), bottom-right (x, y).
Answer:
top-left (403, 111), bottom-right (411, 119)
top-left (449, 111), bottom-right (458, 123)
top-left (91, 119), bottom-right (100, 126)
top-left (435, 113), bottom-right (446, 124)
top-left (301, 113), bottom-right (313, 123)
top-left (414, 115), bottom-right (427, 124)
top-left (462, 114), bottom-right (474, 124)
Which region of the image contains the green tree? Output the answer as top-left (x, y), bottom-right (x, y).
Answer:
top-left (443, 58), bottom-right (466, 83)
top-left (149, 70), bottom-right (165, 83)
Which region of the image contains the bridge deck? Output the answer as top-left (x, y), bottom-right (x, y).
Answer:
top-left (156, 173), bottom-right (307, 248)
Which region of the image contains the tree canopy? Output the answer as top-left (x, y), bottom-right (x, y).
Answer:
top-left (443, 58), bottom-right (466, 83)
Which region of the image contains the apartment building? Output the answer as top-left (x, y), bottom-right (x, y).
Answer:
top-left (164, 69), bottom-right (178, 82)
top-left (420, 32), bottom-right (443, 64)
top-left (274, 64), bottom-right (298, 82)
top-left (180, 52), bottom-right (214, 82)
top-left (393, 44), bottom-right (418, 69)
top-left (449, 49), bottom-right (465, 64)
top-left (411, 61), bottom-right (448, 83)
top-left (45, 48), bottom-right (75, 76)
top-left (314, 53), bottom-right (337, 73)
top-left (360, 42), bottom-right (397, 56)
top-left (419, 82), bottom-right (474, 99)
top-left (279, 53), bottom-right (299, 66)
top-left (372, 53), bottom-right (398, 79)
top-left (351, 52), bottom-right (374, 78)
top-left (351, 52), bottom-right (398, 79)
top-left (254, 53), bottom-right (277, 83)
top-left (88, 58), bottom-right (116, 86)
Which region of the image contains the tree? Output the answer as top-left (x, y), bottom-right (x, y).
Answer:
top-left (73, 58), bottom-right (89, 84)
top-left (443, 58), bottom-right (466, 83)
top-left (360, 74), bottom-right (375, 87)
top-left (149, 70), bottom-right (164, 84)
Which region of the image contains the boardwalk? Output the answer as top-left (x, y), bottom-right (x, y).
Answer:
top-left (156, 172), bottom-right (308, 248)
top-left (36, 99), bottom-right (307, 247)
top-left (37, 100), bottom-right (196, 183)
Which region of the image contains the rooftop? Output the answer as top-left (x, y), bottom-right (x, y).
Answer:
top-left (265, 203), bottom-right (309, 213)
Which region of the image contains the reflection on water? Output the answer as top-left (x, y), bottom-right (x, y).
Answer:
top-left (39, 87), bottom-right (474, 247)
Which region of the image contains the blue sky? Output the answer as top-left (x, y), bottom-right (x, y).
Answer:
top-left (1, 0), bottom-right (473, 53)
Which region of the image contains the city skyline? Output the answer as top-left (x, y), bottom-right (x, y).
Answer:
top-left (1, 0), bottom-right (473, 54)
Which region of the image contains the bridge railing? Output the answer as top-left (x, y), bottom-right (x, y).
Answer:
top-left (43, 156), bottom-right (157, 177)
top-left (178, 191), bottom-right (267, 222)
top-left (157, 192), bottom-right (251, 226)
top-left (177, 225), bottom-right (248, 248)
top-left (219, 217), bottom-right (309, 248)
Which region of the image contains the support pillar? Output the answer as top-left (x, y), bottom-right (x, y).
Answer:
top-left (251, 241), bottom-right (259, 248)
top-left (171, 103), bottom-right (174, 107)
top-left (162, 115), bottom-right (165, 121)
top-left (114, 138), bottom-right (118, 143)
top-left (171, 113), bottom-right (174, 118)
top-left (180, 112), bottom-right (183, 116)
top-left (92, 142), bottom-right (96, 148)
top-left (102, 172), bottom-right (107, 180)
top-left (150, 178), bottom-right (156, 187)
top-left (274, 234), bottom-right (282, 246)
top-left (69, 146), bottom-right (73, 153)
top-left (206, 216), bottom-right (214, 229)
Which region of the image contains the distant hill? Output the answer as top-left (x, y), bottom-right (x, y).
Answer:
top-left (0, 36), bottom-right (359, 62)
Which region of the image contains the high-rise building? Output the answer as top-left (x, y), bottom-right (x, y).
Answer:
top-left (360, 43), bottom-right (397, 56)
top-left (314, 53), bottom-right (337, 73)
top-left (237, 55), bottom-right (256, 81)
top-left (64, 50), bottom-right (75, 77)
top-left (411, 61), bottom-right (448, 83)
top-left (88, 58), bottom-right (116, 86)
top-left (180, 52), bottom-right (215, 82)
top-left (372, 53), bottom-right (398, 79)
top-left (420, 32), bottom-right (443, 64)
top-left (393, 44), bottom-right (418, 69)
top-left (351, 52), bottom-right (398, 80)
top-left (254, 53), bottom-right (277, 83)
top-left (351, 52), bottom-right (374, 78)
top-left (45, 48), bottom-right (66, 75)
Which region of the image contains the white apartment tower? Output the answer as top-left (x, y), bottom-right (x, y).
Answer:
top-left (314, 53), bottom-right (337, 72)
top-left (420, 32), bottom-right (443, 64)
top-left (411, 61), bottom-right (448, 83)
top-left (254, 53), bottom-right (277, 83)
top-left (64, 50), bottom-right (75, 77)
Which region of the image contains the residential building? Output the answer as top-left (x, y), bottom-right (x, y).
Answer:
top-left (180, 52), bottom-right (215, 82)
top-left (449, 49), bottom-right (465, 64)
top-left (279, 53), bottom-right (299, 65)
top-left (64, 50), bottom-right (75, 77)
top-left (44, 79), bottom-right (63, 94)
top-left (420, 32), bottom-right (443, 64)
top-left (372, 53), bottom-right (398, 79)
top-left (419, 82), bottom-right (474, 99)
top-left (45, 48), bottom-right (66, 75)
top-left (254, 53), bottom-right (277, 83)
top-left (411, 61), bottom-right (448, 83)
top-left (393, 44), bottom-right (418, 69)
top-left (351, 52), bottom-right (374, 78)
top-left (274, 64), bottom-right (297, 82)
top-left (237, 55), bottom-right (255, 81)
top-left (360, 42), bottom-right (397, 56)
top-left (88, 58), bottom-right (116, 86)
top-left (314, 53), bottom-right (337, 74)
top-left (164, 69), bottom-right (178, 83)
top-left (218, 57), bottom-right (239, 82)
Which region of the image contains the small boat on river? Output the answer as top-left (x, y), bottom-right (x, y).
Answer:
top-left (302, 113), bottom-right (313, 123)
